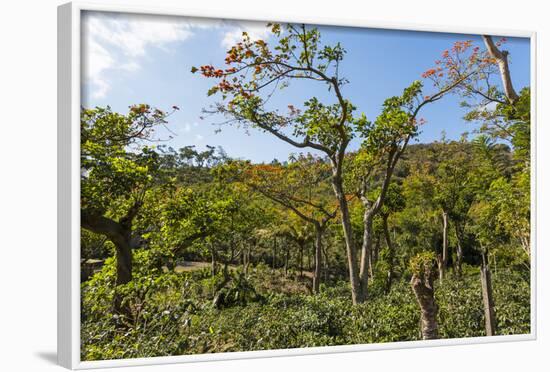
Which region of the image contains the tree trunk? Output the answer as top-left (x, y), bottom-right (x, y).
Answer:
top-left (322, 241), bottom-right (329, 284)
top-left (411, 267), bottom-right (439, 340)
top-left (211, 244), bottom-right (217, 276)
top-left (436, 254), bottom-right (443, 285)
top-left (113, 237), bottom-right (132, 286)
top-left (440, 211), bottom-right (449, 282)
top-left (307, 242), bottom-right (311, 272)
top-left (272, 236), bottom-right (277, 271)
top-left (331, 174), bottom-right (361, 304)
top-left (81, 209), bottom-right (138, 315)
top-left (299, 241), bottom-right (304, 277)
top-left (482, 35), bottom-right (519, 104)
top-left (223, 254), bottom-right (229, 279)
top-left (358, 210), bottom-right (374, 303)
top-left (374, 233), bottom-right (380, 264)
top-left (454, 222), bottom-right (464, 276)
top-left (111, 234), bottom-right (133, 316)
top-left (243, 245), bottom-right (250, 275)
top-left (368, 238), bottom-right (374, 279)
top-left (383, 216), bottom-right (395, 294)
top-left (369, 233), bottom-right (381, 279)
top-left (524, 237), bottom-right (530, 259)
top-left (241, 241), bottom-right (246, 269)
top-left (81, 212), bottom-right (135, 286)
top-left (481, 251), bottom-right (497, 336)
top-left (312, 226), bottom-right (323, 294)
top-left (284, 245), bottom-right (289, 277)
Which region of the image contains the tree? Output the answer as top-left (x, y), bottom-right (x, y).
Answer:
top-left (467, 198), bottom-right (501, 336)
top-left (428, 139), bottom-right (475, 278)
top-left (466, 135), bottom-right (521, 336)
top-left (156, 144), bottom-right (227, 185)
top-left (195, 24), bottom-right (482, 304)
top-left (410, 252), bottom-right (439, 340)
top-left (277, 216), bottom-right (313, 277)
top-left (377, 183), bottom-right (406, 293)
top-left (447, 36), bottom-right (531, 168)
top-left (427, 37), bottom-right (531, 253)
top-left (482, 36), bottom-right (518, 104)
top-left (221, 154), bottom-right (338, 293)
top-left (80, 105), bottom-right (176, 313)
top-left (347, 81), bottom-right (431, 301)
top-left (207, 182), bottom-right (273, 277)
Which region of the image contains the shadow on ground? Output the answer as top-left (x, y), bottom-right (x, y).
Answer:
top-left (35, 351), bottom-right (57, 365)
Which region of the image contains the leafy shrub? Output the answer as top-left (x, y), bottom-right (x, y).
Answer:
top-left (81, 261), bottom-right (530, 360)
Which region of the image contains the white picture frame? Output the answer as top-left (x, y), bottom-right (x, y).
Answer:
top-left (58, 1), bottom-right (537, 369)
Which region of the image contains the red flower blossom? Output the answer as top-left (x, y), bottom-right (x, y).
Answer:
top-left (422, 69), bottom-right (437, 78)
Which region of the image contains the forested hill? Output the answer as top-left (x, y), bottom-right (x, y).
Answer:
top-left (82, 137), bottom-right (527, 274)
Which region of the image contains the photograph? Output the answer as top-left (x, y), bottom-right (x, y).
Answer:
top-left (79, 9), bottom-right (531, 362)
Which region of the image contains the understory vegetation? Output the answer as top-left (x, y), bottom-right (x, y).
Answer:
top-left (82, 255), bottom-right (529, 360)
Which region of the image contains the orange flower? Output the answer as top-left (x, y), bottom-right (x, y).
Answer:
top-left (422, 69), bottom-right (437, 78)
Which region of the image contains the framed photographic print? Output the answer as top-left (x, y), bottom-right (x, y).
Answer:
top-left (58, 1), bottom-right (536, 369)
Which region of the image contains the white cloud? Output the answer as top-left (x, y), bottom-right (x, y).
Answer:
top-left (195, 134), bottom-right (204, 142)
top-left (81, 12), bottom-right (271, 100)
top-left (87, 14), bottom-right (193, 57)
top-left (84, 38), bottom-right (114, 99)
top-left (120, 61), bottom-right (140, 72)
top-left (180, 122), bottom-right (200, 133)
top-left (484, 101), bottom-right (498, 112)
top-left (221, 21), bottom-right (272, 49)
top-left (82, 12), bottom-right (197, 99)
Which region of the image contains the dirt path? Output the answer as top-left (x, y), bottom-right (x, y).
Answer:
top-left (172, 261), bottom-right (314, 278)
top-left (172, 261), bottom-right (211, 273)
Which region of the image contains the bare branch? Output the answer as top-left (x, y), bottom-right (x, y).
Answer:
top-left (482, 35), bottom-right (519, 103)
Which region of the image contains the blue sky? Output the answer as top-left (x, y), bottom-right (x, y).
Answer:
top-left (81, 11), bottom-right (530, 163)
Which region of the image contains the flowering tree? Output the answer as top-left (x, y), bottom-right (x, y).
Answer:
top-left (194, 24), bottom-right (493, 304)
top-left (423, 37), bottom-right (528, 153)
top-left (217, 154), bottom-right (338, 293)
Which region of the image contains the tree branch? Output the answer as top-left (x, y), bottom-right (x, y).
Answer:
top-left (482, 35), bottom-right (519, 104)
top-left (249, 112), bottom-right (333, 154)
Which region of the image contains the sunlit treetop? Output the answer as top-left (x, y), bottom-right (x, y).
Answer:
top-left (421, 37), bottom-right (530, 163)
top-left (80, 105), bottom-right (178, 216)
top-left (192, 23), bottom-right (361, 156)
top-left (214, 154), bottom-right (340, 225)
top-left (422, 39), bottom-right (502, 99)
top-left (194, 24), bottom-right (510, 229)
top-left (194, 25), bottom-right (489, 162)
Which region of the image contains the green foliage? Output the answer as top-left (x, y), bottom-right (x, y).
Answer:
top-left (379, 182), bottom-right (406, 216)
top-left (409, 251), bottom-right (437, 276)
top-left (464, 88), bottom-right (531, 164)
top-left (80, 27), bottom-right (531, 362)
top-left (211, 271), bottom-right (264, 309)
top-left (436, 267), bottom-right (530, 338)
top-left (81, 229), bottom-right (111, 259)
top-left (81, 106), bottom-right (168, 217)
top-left (359, 81), bottom-right (422, 147)
top-left (82, 263), bottom-right (530, 359)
